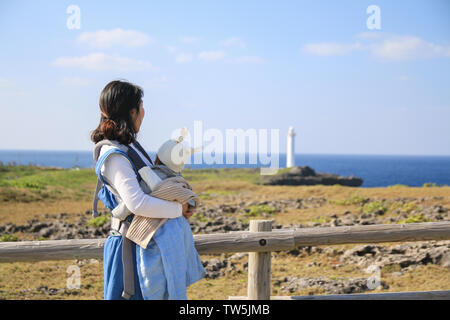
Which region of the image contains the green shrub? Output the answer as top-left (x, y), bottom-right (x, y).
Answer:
top-left (359, 200), bottom-right (388, 215)
top-left (245, 204), bottom-right (276, 217)
top-left (423, 182), bottom-right (437, 188)
top-left (239, 217), bottom-right (250, 224)
top-left (333, 194), bottom-right (367, 206)
top-left (309, 216), bottom-right (332, 224)
top-left (198, 192), bottom-right (212, 200)
top-left (400, 202), bottom-right (419, 213)
top-left (24, 181), bottom-right (43, 189)
top-left (0, 234), bottom-right (19, 242)
top-left (398, 213), bottom-right (432, 224)
top-left (192, 212), bottom-right (209, 223)
top-left (87, 214), bottom-right (111, 228)
top-left (389, 201), bottom-right (420, 213)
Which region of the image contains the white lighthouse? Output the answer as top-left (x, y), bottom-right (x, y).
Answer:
top-left (286, 126), bottom-right (296, 168)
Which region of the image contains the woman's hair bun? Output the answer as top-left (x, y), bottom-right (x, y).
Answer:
top-left (100, 119), bottom-right (118, 138)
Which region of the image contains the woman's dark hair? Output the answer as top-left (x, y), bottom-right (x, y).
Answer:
top-left (91, 80), bottom-right (144, 145)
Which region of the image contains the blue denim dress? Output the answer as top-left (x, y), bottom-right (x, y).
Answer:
top-left (136, 216), bottom-right (206, 299)
top-left (103, 216), bottom-right (205, 300)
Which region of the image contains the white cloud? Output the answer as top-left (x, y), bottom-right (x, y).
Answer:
top-left (303, 34), bottom-right (450, 60)
top-left (77, 28), bottom-right (152, 49)
top-left (355, 32), bottom-right (383, 40)
top-left (219, 37), bottom-right (246, 48)
top-left (53, 53), bottom-right (155, 72)
top-left (303, 42), bottom-right (362, 56)
top-left (175, 53), bottom-right (193, 64)
top-left (371, 36), bottom-right (450, 60)
top-left (179, 36), bottom-right (200, 44)
top-left (198, 50), bottom-right (226, 61)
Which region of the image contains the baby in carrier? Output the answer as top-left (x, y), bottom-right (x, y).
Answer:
top-left (113, 128), bottom-right (201, 249)
top-left (111, 128), bottom-right (205, 299)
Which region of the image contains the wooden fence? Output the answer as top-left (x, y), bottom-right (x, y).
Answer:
top-left (0, 220), bottom-right (449, 300)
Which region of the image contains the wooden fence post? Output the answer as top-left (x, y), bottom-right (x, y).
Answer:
top-left (247, 220), bottom-right (272, 300)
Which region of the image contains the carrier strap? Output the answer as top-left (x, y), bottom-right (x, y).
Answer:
top-left (92, 178), bottom-right (103, 218)
top-left (91, 148), bottom-right (140, 218)
top-left (92, 142), bottom-right (148, 300)
top-left (132, 140), bottom-right (154, 165)
top-left (95, 148), bottom-right (140, 185)
top-left (120, 221), bottom-right (135, 299)
top-left (126, 146), bottom-right (147, 172)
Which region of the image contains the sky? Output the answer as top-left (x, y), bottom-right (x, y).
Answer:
top-left (0, 0), bottom-right (449, 156)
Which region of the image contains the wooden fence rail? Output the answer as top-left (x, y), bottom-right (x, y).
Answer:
top-left (0, 220), bottom-right (449, 300)
top-left (1, 221), bottom-right (449, 262)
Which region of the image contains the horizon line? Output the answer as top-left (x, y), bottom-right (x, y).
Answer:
top-left (0, 148), bottom-right (449, 158)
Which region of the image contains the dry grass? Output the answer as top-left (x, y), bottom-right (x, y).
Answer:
top-left (0, 167), bottom-right (449, 299)
top-left (1, 248), bottom-right (449, 300)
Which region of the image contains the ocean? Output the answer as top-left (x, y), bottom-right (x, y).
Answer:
top-left (0, 150), bottom-right (449, 188)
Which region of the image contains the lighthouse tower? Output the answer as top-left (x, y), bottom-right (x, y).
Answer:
top-left (286, 126), bottom-right (296, 168)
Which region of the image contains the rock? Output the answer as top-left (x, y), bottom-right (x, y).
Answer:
top-left (202, 257), bottom-right (237, 279)
top-left (302, 201), bottom-right (449, 229)
top-left (39, 227), bottom-right (55, 238)
top-left (288, 166), bottom-right (316, 177)
top-left (261, 166), bottom-right (363, 187)
top-left (57, 213), bottom-right (68, 220)
top-left (230, 253), bottom-right (247, 260)
top-left (339, 241), bottom-right (450, 271)
top-left (440, 253), bottom-right (450, 268)
top-left (307, 262), bottom-right (321, 267)
top-left (428, 247), bottom-right (450, 266)
top-left (30, 222), bottom-right (49, 233)
top-left (286, 248), bottom-right (301, 256)
top-left (275, 276), bottom-right (389, 295)
top-left (77, 258), bottom-right (100, 266)
top-left (37, 286), bottom-right (66, 296)
top-left (219, 204), bottom-right (237, 214)
top-left (323, 247), bottom-right (342, 257)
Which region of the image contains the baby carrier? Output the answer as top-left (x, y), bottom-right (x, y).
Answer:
top-left (92, 139), bottom-right (153, 300)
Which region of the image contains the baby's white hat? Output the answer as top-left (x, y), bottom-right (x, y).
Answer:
top-left (156, 128), bottom-right (202, 173)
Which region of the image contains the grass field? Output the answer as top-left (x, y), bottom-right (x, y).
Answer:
top-left (0, 164), bottom-right (449, 299)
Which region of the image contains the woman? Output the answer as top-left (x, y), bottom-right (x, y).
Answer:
top-left (91, 80), bottom-right (205, 300)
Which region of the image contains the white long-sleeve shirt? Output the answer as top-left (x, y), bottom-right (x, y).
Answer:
top-left (98, 143), bottom-right (182, 219)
